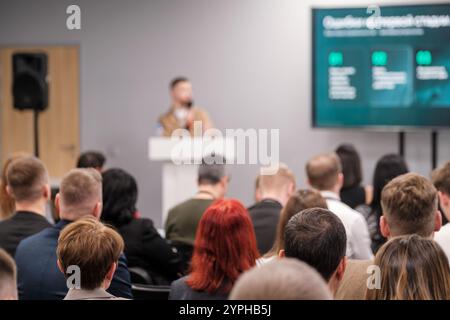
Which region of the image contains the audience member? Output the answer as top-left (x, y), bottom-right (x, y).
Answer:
top-left (169, 199), bottom-right (259, 300)
top-left (365, 235), bottom-right (450, 300)
top-left (0, 248), bottom-right (17, 300)
top-left (57, 216), bottom-right (127, 300)
top-left (165, 156), bottom-right (229, 272)
top-left (306, 152), bottom-right (372, 259)
top-left (253, 175), bottom-right (262, 202)
top-left (281, 208), bottom-right (347, 296)
top-left (336, 173), bottom-right (441, 300)
top-left (248, 164), bottom-right (296, 254)
top-left (15, 168), bottom-right (132, 300)
top-left (76, 151), bottom-right (106, 172)
top-left (356, 154), bottom-right (408, 253)
top-left (263, 189), bottom-right (327, 261)
top-left (432, 161), bottom-right (450, 259)
top-left (102, 168), bottom-right (182, 284)
top-left (0, 152), bottom-right (29, 220)
top-left (0, 156), bottom-right (51, 257)
top-left (336, 144), bottom-right (371, 209)
top-left (229, 258), bottom-right (332, 300)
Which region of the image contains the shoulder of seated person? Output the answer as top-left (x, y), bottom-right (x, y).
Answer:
top-left (346, 259), bottom-right (374, 270)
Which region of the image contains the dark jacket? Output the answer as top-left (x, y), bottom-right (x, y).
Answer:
top-left (15, 219), bottom-right (132, 300)
top-left (118, 218), bottom-right (182, 285)
top-left (340, 186), bottom-right (366, 209)
top-left (248, 199), bottom-right (282, 255)
top-left (0, 211), bottom-right (51, 258)
top-left (169, 276), bottom-right (228, 300)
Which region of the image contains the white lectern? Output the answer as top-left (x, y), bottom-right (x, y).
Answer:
top-left (148, 137), bottom-right (235, 224)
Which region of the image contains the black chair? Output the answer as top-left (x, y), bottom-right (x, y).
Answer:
top-left (171, 241), bottom-right (194, 275)
top-left (131, 284), bottom-right (171, 300)
top-left (129, 267), bottom-right (152, 285)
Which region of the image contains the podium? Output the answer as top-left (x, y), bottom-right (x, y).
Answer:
top-left (148, 137), bottom-right (235, 224)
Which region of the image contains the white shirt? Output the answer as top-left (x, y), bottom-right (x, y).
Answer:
top-left (435, 223), bottom-right (450, 261)
top-left (321, 191), bottom-right (373, 260)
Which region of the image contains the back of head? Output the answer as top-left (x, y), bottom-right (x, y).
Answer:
top-left (197, 156), bottom-right (226, 186)
top-left (381, 173), bottom-right (437, 237)
top-left (371, 154), bottom-right (409, 210)
top-left (187, 199), bottom-right (259, 294)
top-left (0, 248), bottom-right (17, 300)
top-left (76, 151), bottom-right (106, 170)
top-left (306, 153), bottom-right (342, 191)
top-left (57, 216), bottom-right (124, 290)
top-left (258, 163), bottom-right (296, 194)
top-left (101, 168), bottom-right (138, 227)
top-left (268, 189), bottom-right (327, 256)
top-left (230, 258), bottom-right (332, 300)
top-left (6, 156), bottom-right (49, 204)
top-left (336, 144), bottom-right (362, 189)
top-left (366, 234), bottom-right (450, 300)
top-left (284, 208), bottom-right (347, 281)
top-left (59, 168), bottom-right (102, 219)
top-left (1, 152), bottom-right (29, 219)
top-left (432, 161), bottom-right (450, 196)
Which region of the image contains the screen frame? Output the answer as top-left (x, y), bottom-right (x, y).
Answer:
top-left (311, 2), bottom-right (450, 131)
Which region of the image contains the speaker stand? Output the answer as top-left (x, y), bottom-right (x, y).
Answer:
top-left (33, 110), bottom-right (40, 158)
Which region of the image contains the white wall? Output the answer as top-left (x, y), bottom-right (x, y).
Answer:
top-left (1, 0), bottom-right (449, 227)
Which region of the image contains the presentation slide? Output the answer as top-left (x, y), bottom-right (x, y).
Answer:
top-left (313, 3), bottom-right (450, 128)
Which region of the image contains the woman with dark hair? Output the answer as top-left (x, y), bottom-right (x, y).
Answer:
top-left (169, 199), bottom-right (259, 300)
top-left (102, 168), bottom-right (182, 285)
top-left (356, 154), bottom-right (409, 253)
top-left (336, 144), bottom-right (371, 209)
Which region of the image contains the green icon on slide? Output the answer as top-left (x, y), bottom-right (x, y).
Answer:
top-left (416, 50), bottom-right (432, 65)
top-left (328, 52), bottom-right (343, 66)
top-left (372, 51), bottom-right (387, 66)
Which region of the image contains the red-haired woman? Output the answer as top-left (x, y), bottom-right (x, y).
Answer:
top-left (169, 199), bottom-right (260, 300)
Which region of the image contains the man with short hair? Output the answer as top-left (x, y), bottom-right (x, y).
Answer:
top-left (280, 208), bottom-right (347, 296)
top-left (380, 172), bottom-right (441, 238)
top-left (76, 151), bottom-right (106, 172)
top-left (57, 216), bottom-right (126, 300)
top-left (0, 156), bottom-right (51, 257)
top-left (165, 157), bottom-right (229, 271)
top-left (306, 153), bottom-right (372, 260)
top-left (248, 164), bottom-right (296, 254)
top-left (15, 168), bottom-right (132, 300)
top-left (0, 248), bottom-right (17, 300)
top-left (229, 258), bottom-right (332, 300)
top-left (157, 77), bottom-right (213, 136)
top-left (335, 173), bottom-right (441, 299)
top-left (433, 161), bottom-right (450, 259)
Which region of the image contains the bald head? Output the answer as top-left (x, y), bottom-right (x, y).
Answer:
top-left (57, 168), bottom-right (102, 220)
top-left (306, 153), bottom-right (342, 191)
top-left (229, 258), bottom-right (332, 300)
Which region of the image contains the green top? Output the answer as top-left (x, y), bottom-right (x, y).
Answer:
top-left (165, 198), bottom-right (214, 246)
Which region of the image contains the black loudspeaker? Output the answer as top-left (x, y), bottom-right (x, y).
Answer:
top-left (12, 53), bottom-right (49, 111)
